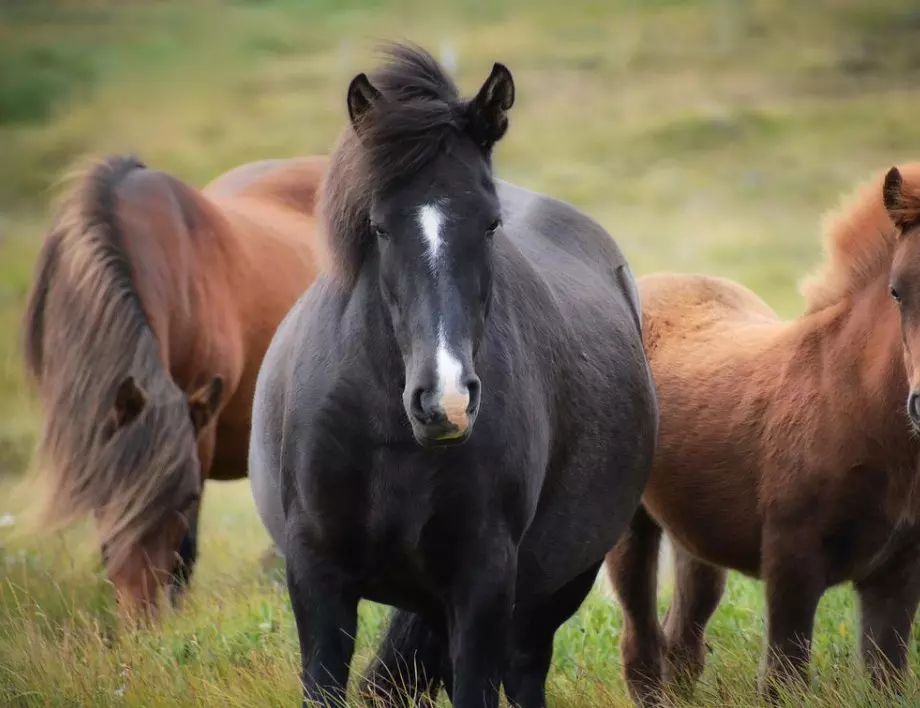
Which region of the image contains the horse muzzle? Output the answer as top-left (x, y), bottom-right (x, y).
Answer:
top-left (406, 376), bottom-right (481, 447)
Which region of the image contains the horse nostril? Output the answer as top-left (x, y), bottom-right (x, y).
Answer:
top-left (410, 387), bottom-right (433, 424)
top-left (465, 377), bottom-right (481, 415)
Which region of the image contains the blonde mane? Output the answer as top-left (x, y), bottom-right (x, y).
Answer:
top-left (800, 163), bottom-right (920, 314)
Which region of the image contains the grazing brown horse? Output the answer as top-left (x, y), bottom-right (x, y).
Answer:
top-left (22, 153), bottom-right (327, 616)
top-left (607, 163), bottom-right (920, 704)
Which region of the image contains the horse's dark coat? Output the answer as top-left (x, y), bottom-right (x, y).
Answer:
top-left (249, 44), bottom-right (657, 708)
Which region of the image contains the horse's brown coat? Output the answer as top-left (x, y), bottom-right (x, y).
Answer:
top-left (607, 164), bottom-right (920, 704)
top-left (22, 154), bottom-right (327, 613)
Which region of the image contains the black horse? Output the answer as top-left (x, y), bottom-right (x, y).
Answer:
top-left (248, 43), bottom-right (658, 708)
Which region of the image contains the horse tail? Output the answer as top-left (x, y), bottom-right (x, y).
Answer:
top-left (360, 610), bottom-right (446, 703)
top-left (22, 154), bottom-right (147, 386)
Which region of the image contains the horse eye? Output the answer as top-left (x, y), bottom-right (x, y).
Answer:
top-left (180, 492), bottom-right (200, 513)
top-left (372, 223), bottom-right (389, 240)
top-left (891, 285), bottom-right (902, 304)
top-left (486, 218), bottom-right (501, 237)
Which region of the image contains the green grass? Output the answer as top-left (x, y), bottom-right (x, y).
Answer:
top-left (3, 0), bottom-right (920, 705)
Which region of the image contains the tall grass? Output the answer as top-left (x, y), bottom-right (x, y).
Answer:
top-left (3, 0), bottom-right (920, 705)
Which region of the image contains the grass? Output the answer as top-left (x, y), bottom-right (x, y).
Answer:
top-left (3, 0), bottom-right (920, 704)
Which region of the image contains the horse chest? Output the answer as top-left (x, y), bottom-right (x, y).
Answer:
top-left (304, 447), bottom-right (510, 594)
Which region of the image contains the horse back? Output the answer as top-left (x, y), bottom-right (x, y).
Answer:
top-left (639, 272), bottom-right (780, 360)
top-left (204, 155), bottom-right (327, 213)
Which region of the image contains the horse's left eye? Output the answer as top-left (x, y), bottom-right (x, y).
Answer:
top-left (891, 285), bottom-right (902, 304)
top-left (486, 218), bottom-right (501, 237)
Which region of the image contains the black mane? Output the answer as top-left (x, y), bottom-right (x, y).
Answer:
top-left (359, 42), bottom-right (471, 194)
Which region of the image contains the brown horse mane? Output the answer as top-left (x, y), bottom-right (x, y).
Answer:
top-left (22, 154), bottom-right (197, 574)
top-left (321, 42), bottom-right (479, 286)
top-left (800, 163), bottom-right (920, 313)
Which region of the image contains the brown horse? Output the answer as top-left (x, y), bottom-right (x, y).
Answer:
top-left (22, 153), bottom-right (327, 616)
top-left (607, 163), bottom-right (920, 704)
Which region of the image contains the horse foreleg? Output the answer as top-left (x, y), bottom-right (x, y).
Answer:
top-left (503, 560), bottom-right (603, 708)
top-left (447, 536), bottom-right (516, 708)
top-left (169, 504), bottom-right (201, 607)
top-left (605, 505), bottom-right (666, 707)
top-left (855, 528), bottom-right (920, 691)
top-left (759, 523), bottom-right (823, 703)
top-left (286, 516), bottom-right (358, 708)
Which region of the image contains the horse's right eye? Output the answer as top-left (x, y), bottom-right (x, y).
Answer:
top-left (891, 285), bottom-right (902, 304)
top-left (371, 223), bottom-right (389, 240)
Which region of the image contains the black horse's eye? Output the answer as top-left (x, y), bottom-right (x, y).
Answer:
top-left (891, 285), bottom-right (902, 304)
top-left (372, 223), bottom-right (389, 240)
top-left (486, 218), bottom-right (501, 237)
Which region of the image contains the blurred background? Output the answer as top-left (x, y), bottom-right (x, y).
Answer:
top-left (2, 0), bottom-right (920, 705)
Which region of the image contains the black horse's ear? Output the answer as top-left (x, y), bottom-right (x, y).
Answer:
top-left (188, 375), bottom-right (224, 434)
top-left (111, 375), bottom-right (147, 430)
top-left (347, 73), bottom-right (383, 130)
top-left (884, 166), bottom-right (920, 232)
top-left (467, 62), bottom-right (515, 150)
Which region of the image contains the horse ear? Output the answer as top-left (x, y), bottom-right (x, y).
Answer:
top-left (467, 62), bottom-right (515, 150)
top-left (884, 166), bottom-right (920, 232)
top-left (188, 375), bottom-right (224, 434)
top-left (111, 376), bottom-right (147, 430)
top-left (347, 73), bottom-right (382, 130)
top-left (884, 167), bottom-right (904, 220)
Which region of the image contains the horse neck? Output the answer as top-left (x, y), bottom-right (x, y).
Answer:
top-left (799, 274), bottom-right (908, 439)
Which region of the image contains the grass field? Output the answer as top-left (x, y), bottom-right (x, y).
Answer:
top-left (3, 0), bottom-right (920, 705)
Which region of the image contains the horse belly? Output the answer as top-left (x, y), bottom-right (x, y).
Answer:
top-left (519, 370), bottom-right (658, 596)
top-left (642, 451), bottom-right (764, 576)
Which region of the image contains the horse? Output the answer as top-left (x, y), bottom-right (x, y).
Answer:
top-left (21, 153), bottom-right (327, 617)
top-left (248, 43), bottom-right (658, 708)
top-left (605, 163), bottom-right (920, 705)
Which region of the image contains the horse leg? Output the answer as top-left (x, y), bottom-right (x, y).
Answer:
top-left (169, 503), bottom-right (201, 607)
top-left (855, 529), bottom-right (920, 690)
top-left (661, 544), bottom-right (726, 696)
top-left (286, 517), bottom-right (359, 707)
top-left (605, 505), bottom-right (666, 707)
top-left (503, 560), bottom-right (603, 708)
top-left (447, 536), bottom-right (516, 708)
top-left (759, 524), bottom-right (824, 702)
top-left (360, 610), bottom-right (446, 707)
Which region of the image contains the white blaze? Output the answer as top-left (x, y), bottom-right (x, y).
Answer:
top-left (418, 204), bottom-right (444, 269)
top-left (417, 203), bottom-right (469, 429)
top-left (437, 325), bottom-right (465, 396)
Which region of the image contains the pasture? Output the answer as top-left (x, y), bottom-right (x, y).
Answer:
top-left (2, 0), bottom-right (920, 705)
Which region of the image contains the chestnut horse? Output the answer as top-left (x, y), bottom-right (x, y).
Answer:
top-left (606, 163), bottom-right (920, 705)
top-left (22, 153), bottom-right (326, 615)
